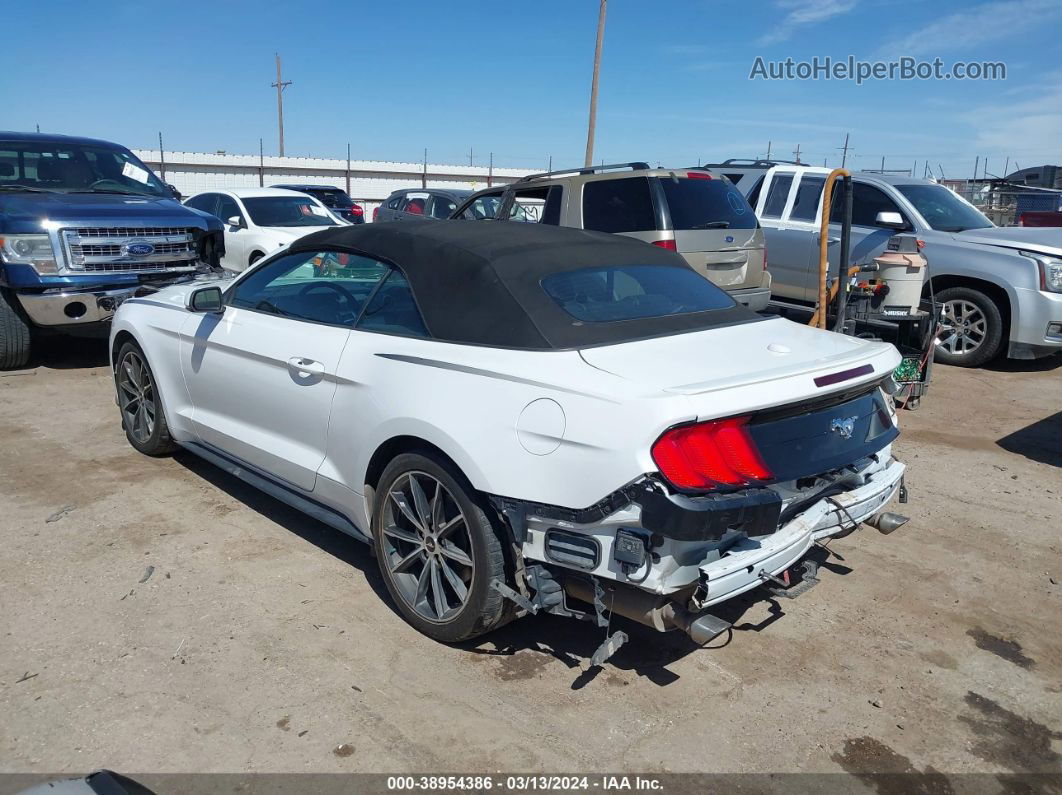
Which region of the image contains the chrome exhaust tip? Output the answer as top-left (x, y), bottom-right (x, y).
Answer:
top-left (867, 511), bottom-right (909, 535)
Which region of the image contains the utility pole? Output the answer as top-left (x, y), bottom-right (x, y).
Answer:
top-left (488, 152), bottom-right (494, 187)
top-left (422, 148), bottom-right (428, 189)
top-left (880, 155), bottom-right (885, 173)
top-left (469, 146), bottom-right (473, 167)
top-left (984, 157), bottom-right (989, 179)
top-left (792, 143), bottom-right (802, 164)
top-left (548, 155), bottom-right (552, 173)
top-left (973, 156), bottom-right (979, 182)
top-left (346, 142), bottom-right (351, 195)
top-left (1003, 157), bottom-right (1010, 179)
top-left (259, 138), bottom-right (264, 187)
top-left (765, 140), bottom-right (772, 160)
top-left (271, 53), bottom-right (292, 156)
top-left (838, 133), bottom-right (851, 168)
top-left (583, 0), bottom-right (607, 168)
top-left (159, 132), bottom-right (166, 182)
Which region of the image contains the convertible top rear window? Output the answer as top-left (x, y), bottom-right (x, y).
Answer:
top-left (542, 265), bottom-right (735, 322)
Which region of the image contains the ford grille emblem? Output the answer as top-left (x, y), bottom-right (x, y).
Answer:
top-left (830, 417), bottom-right (857, 440)
top-left (123, 241), bottom-right (155, 256)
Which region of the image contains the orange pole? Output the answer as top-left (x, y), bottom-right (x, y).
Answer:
top-left (811, 168), bottom-right (850, 328)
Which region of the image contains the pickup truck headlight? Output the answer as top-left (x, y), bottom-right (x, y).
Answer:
top-left (0, 234), bottom-right (59, 274)
top-left (1023, 250), bottom-right (1062, 293)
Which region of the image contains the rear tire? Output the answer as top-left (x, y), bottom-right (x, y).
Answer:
top-left (371, 451), bottom-right (509, 642)
top-left (114, 341), bottom-right (178, 456)
top-left (248, 251), bottom-right (264, 267)
top-left (933, 286), bottom-right (1004, 368)
top-left (0, 288), bottom-right (31, 370)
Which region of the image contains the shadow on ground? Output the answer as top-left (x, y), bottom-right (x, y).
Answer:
top-left (997, 410), bottom-right (1062, 468)
top-left (984, 352), bottom-right (1062, 373)
top-left (173, 451), bottom-right (856, 690)
top-left (28, 334), bottom-right (110, 370)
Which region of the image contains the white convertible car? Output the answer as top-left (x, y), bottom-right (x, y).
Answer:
top-left (110, 221), bottom-right (908, 660)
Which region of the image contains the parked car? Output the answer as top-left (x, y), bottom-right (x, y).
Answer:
top-left (0, 131), bottom-right (224, 369)
top-left (183, 188), bottom-right (344, 272)
top-left (374, 188), bottom-right (473, 223)
top-left (270, 184), bottom-right (364, 224)
top-left (714, 161), bottom-right (1062, 366)
top-left (1017, 210), bottom-right (1062, 227)
top-left (110, 220), bottom-right (906, 652)
top-left (450, 162), bottom-right (772, 311)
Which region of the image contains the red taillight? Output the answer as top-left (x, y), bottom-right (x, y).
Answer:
top-left (652, 239), bottom-right (677, 251)
top-left (372, 206), bottom-right (380, 222)
top-left (351, 204), bottom-right (364, 215)
top-left (686, 171), bottom-right (712, 180)
top-left (651, 416), bottom-right (772, 491)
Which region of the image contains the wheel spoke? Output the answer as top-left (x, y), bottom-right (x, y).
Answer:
top-left (392, 548), bottom-right (424, 575)
top-left (439, 540), bottom-right (472, 568)
top-left (429, 558), bottom-right (448, 618)
top-left (436, 514), bottom-right (465, 541)
top-left (389, 490), bottom-right (425, 533)
top-left (429, 480), bottom-right (443, 532)
top-left (382, 523), bottom-right (421, 546)
top-left (439, 558), bottom-right (468, 602)
top-left (408, 475), bottom-right (432, 530)
top-left (414, 561), bottom-right (432, 605)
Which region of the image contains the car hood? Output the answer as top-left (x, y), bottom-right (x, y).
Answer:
top-left (0, 191), bottom-right (220, 233)
top-left (952, 226), bottom-right (1062, 257)
top-left (579, 315), bottom-right (900, 417)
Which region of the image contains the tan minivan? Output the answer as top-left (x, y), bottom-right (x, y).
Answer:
top-left (452, 162), bottom-right (770, 310)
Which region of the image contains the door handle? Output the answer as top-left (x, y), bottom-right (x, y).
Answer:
top-left (288, 357), bottom-right (325, 375)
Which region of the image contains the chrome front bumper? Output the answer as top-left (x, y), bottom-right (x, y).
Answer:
top-left (17, 287), bottom-right (139, 326)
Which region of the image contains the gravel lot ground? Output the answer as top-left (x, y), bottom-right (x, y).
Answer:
top-left (1, 337), bottom-right (1059, 784)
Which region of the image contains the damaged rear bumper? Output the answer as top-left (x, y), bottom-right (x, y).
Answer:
top-left (694, 456), bottom-right (905, 607)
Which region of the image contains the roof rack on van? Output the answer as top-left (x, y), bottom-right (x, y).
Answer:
top-left (515, 162), bottom-right (652, 184)
top-left (697, 158), bottom-right (801, 168)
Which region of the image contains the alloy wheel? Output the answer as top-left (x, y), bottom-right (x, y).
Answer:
top-left (381, 471), bottom-right (475, 623)
top-left (936, 299), bottom-right (987, 356)
top-left (117, 351), bottom-right (156, 444)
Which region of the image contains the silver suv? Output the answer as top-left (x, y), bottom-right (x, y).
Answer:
top-left (450, 163), bottom-right (770, 310)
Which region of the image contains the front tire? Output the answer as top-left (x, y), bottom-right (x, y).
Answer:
top-left (371, 451), bottom-right (509, 642)
top-left (0, 288), bottom-right (31, 370)
top-left (114, 341), bottom-right (178, 456)
top-left (933, 286), bottom-right (1004, 368)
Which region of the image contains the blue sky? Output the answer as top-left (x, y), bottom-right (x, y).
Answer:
top-left (3, 0), bottom-right (1059, 177)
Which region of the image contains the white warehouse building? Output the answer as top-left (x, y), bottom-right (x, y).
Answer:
top-left (132, 149), bottom-right (537, 218)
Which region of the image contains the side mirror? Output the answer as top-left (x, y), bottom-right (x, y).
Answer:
top-left (188, 286), bottom-right (224, 314)
top-left (876, 211), bottom-right (907, 229)
top-left (227, 215), bottom-right (245, 229)
top-left (166, 183), bottom-right (182, 201)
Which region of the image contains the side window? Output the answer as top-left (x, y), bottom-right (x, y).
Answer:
top-left (459, 192), bottom-right (503, 220)
top-left (386, 195), bottom-right (404, 210)
top-left (789, 176), bottom-right (825, 221)
top-left (832, 183), bottom-right (908, 227)
top-left (185, 193), bottom-right (218, 215)
top-left (230, 250), bottom-right (390, 327)
top-left (356, 268), bottom-right (429, 338)
top-left (541, 185), bottom-right (562, 225)
top-left (427, 194), bottom-right (458, 219)
top-left (506, 185), bottom-right (562, 224)
top-left (582, 177), bottom-right (656, 233)
top-left (216, 195), bottom-right (243, 225)
top-left (760, 175), bottom-right (793, 218)
top-left (400, 193), bottom-right (429, 216)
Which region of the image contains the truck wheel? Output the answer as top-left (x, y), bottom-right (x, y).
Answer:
top-left (0, 288), bottom-right (31, 369)
top-left (371, 451), bottom-right (510, 643)
top-left (114, 340), bottom-right (178, 456)
top-left (933, 287), bottom-right (1004, 368)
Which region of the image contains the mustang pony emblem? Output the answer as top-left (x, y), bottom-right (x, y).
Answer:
top-left (830, 416), bottom-right (857, 440)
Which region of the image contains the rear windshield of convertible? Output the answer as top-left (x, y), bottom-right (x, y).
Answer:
top-left (541, 265), bottom-right (735, 323)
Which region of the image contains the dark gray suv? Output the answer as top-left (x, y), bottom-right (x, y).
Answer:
top-left (374, 188), bottom-right (474, 223)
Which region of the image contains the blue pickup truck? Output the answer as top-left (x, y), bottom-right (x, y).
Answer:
top-left (0, 132), bottom-right (224, 368)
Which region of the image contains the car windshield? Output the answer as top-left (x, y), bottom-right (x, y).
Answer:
top-left (243, 197), bottom-right (339, 227)
top-left (896, 184), bottom-right (994, 232)
top-left (657, 176), bottom-right (758, 230)
top-left (0, 139), bottom-right (169, 197)
top-left (541, 265), bottom-right (735, 322)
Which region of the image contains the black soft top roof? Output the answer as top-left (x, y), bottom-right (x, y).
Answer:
top-left (289, 220), bottom-right (760, 350)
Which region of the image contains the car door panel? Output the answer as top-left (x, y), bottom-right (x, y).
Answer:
top-left (179, 307), bottom-right (349, 491)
